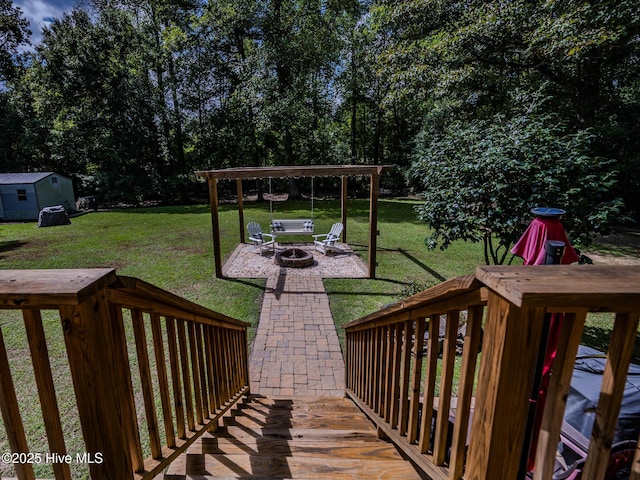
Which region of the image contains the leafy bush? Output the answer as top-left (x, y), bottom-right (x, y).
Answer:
top-left (412, 109), bottom-right (625, 264)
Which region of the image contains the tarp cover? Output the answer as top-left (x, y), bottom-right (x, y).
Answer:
top-left (38, 205), bottom-right (71, 227)
top-left (511, 217), bottom-right (580, 264)
top-left (564, 345), bottom-right (640, 443)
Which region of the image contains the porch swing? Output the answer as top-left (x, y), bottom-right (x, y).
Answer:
top-left (268, 177), bottom-right (315, 235)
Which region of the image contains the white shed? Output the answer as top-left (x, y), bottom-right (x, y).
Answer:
top-left (0, 172), bottom-right (75, 221)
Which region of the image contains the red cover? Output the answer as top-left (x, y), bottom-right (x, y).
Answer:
top-left (511, 216), bottom-right (579, 471)
top-left (511, 217), bottom-right (580, 265)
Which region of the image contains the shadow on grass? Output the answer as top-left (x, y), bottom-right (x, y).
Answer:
top-left (224, 278), bottom-right (267, 292)
top-left (350, 243), bottom-right (446, 282)
top-left (398, 248), bottom-right (446, 282)
top-left (582, 325), bottom-right (640, 364)
top-left (112, 204), bottom-right (213, 215)
top-left (0, 240), bottom-right (28, 258)
top-left (324, 277), bottom-right (415, 299)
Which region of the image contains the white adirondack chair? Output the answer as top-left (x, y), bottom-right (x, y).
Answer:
top-left (247, 222), bottom-right (275, 256)
top-left (313, 222), bottom-right (343, 255)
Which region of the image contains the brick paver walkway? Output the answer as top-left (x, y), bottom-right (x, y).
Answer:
top-left (249, 272), bottom-right (345, 397)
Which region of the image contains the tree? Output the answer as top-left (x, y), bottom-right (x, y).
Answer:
top-left (248, 0), bottom-right (348, 197)
top-left (0, 0), bottom-right (30, 168)
top-left (195, 0), bottom-right (262, 171)
top-left (0, 0), bottom-right (30, 82)
top-left (412, 100), bottom-right (624, 265)
top-left (373, 0), bottom-right (640, 130)
top-left (25, 8), bottom-right (167, 200)
top-left (373, 0), bottom-right (640, 250)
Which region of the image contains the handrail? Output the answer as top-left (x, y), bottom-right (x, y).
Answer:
top-left (107, 275), bottom-right (248, 330)
top-left (345, 274), bottom-right (485, 329)
top-left (343, 265), bottom-right (640, 480)
top-left (344, 275), bottom-right (488, 480)
top-left (0, 269), bottom-right (250, 480)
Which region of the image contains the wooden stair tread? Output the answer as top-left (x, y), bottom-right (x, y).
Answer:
top-left (165, 395), bottom-right (422, 480)
top-left (165, 454), bottom-right (422, 479)
top-left (239, 397), bottom-right (363, 408)
top-left (221, 426), bottom-right (380, 442)
top-left (234, 403), bottom-right (375, 419)
top-left (226, 415), bottom-right (376, 431)
top-left (195, 434), bottom-right (400, 458)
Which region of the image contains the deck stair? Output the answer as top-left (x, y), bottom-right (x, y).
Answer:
top-left (164, 395), bottom-right (423, 479)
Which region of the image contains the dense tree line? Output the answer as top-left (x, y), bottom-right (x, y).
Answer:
top-left (1, 1), bottom-right (639, 258)
top-left (2, 0), bottom-right (392, 202)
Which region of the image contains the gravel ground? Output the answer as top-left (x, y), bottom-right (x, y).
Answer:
top-left (584, 229), bottom-right (640, 265)
top-left (222, 242), bottom-right (369, 278)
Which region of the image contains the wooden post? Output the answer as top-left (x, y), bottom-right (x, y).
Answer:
top-left (398, 320), bottom-right (412, 436)
top-left (368, 171), bottom-right (380, 278)
top-left (24, 310), bottom-right (72, 480)
top-left (242, 328), bottom-right (251, 394)
top-left (0, 327), bottom-right (36, 480)
top-left (237, 179), bottom-right (245, 244)
top-left (465, 293), bottom-right (545, 480)
top-left (341, 175), bottom-right (348, 243)
top-left (208, 177), bottom-right (223, 278)
top-left (418, 315), bottom-right (440, 453)
top-left (632, 443), bottom-right (640, 480)
top-left (581, 312), bottom-right (640, 479)
top-left (433, 310), bottom-right (459, 464)
top-left (533, 311), bottom-right (586, 480)
top-left (108, 304), bottom-right (143, 472)
top-left (60, 289), bottom-right (136, 479)
top-left (449, 305), bottom-right (484, 479)
top-left (407, 318), bottom-right (426, 443)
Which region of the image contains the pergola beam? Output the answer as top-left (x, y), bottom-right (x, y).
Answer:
top-left (197, 165), bottom-right (394, 279)
top-left (196, 165), bottom-right (391, 180)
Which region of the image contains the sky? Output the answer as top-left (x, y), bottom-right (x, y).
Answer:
top-left (14, 0), bottom-right (77, 46)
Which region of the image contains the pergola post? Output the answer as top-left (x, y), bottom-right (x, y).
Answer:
top-left (368, 171), bottom-right (380, 279)
top-left (237, 179), bottom-right (245, 244)
top-left (208, 178), bottom-right (223, 278)
top-left (341, 175), bottom-right (348, 243)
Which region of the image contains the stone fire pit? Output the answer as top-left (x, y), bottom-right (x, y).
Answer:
top-left (275, 248), bottom-right (314, 268)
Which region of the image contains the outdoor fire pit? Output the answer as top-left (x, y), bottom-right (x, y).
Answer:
top-left (275, 248), bottom-right (314, 268)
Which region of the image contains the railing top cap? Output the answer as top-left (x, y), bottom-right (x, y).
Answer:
top-left (477, 265), bottom-right (640, 309)
top-left (0, 269), bottom-right (116, 306)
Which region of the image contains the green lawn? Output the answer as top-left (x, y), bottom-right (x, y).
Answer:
top-left (0, 198), bottom-right (487, 328)
top-left (0, 198), bottom-right (636, 354)
top-left (0, 198), bottom-right (637, 479)
top-left (1, 204), bottom-right (264, 321)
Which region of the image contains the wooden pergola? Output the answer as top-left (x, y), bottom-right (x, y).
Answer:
top-left (196, 165), bottom-right (394, 279)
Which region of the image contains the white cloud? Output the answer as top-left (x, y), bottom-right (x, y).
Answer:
top-left (14, 0), bottom-right (76, 46)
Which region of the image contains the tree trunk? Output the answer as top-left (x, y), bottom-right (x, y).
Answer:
top-left (256, 179), bottom-right (264, 202)
top-left (574, 52), bottom-right (600, 129)
top-left (287, 177), bottom-right (301, 200)
top-left (166, 38), bottom-right (185, 169)
top-left (150, 6), bottom-right (171, 179)
top-left (374, 105), bottom-right (384, 163)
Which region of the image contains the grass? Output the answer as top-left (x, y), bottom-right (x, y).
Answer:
top-left (0, 204), bottom-right (265, 478)
top-left (0, 197), bottom-right (637, 358)
top-left (0, 198), bottom-right (638, 478)
top-left (1, 204), bottom-right (265, 324)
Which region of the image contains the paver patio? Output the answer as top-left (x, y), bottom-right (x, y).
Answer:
top-left (225, 242), bottom-right (367, 397)
top-left (248, 272), bottom-right (345, 397)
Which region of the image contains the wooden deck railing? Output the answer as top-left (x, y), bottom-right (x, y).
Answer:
top-left (344, 265), bottom-right (640, 480)
top-left (0, 269), bottom-right (250, 480)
